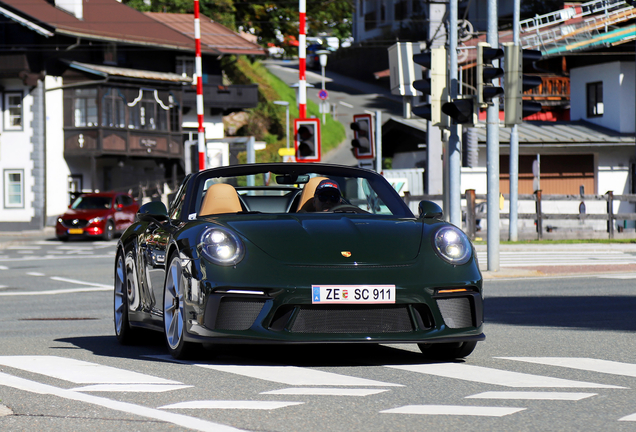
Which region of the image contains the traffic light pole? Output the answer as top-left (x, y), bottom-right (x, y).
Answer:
top-left (448, 0), bottom-right (461, 228)
top-left (486, 0), bottom-right (500, 271)
top-left (509, 0), bottom-right (520, 242)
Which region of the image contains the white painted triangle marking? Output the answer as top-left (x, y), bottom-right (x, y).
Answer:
top-left (71, 384), bottom-right (192, 393)
top-left (386, 363), bottom-right (624, 388)
top-left (260, 387), bottom-right (389, 396)
top-left (145, 354), bottom-right (402, 387)
top-left (159, 401), bottom-right (304, 410)
top-left (619, 412), bottom-right (636, 421)
top-left (498, 357), bottom-right (636, 379)
top-left (466, 391), bottom-right (597, 401)
top-left (380, 405), bottom-right (525, 417)
top-left (0, 356), bottom-right (181, 384)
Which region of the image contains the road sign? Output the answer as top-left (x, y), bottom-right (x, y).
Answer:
top-left (318, 89), bottom-right (328, 100)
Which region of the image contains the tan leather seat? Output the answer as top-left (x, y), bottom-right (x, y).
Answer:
top-left (198, 183), bottom-right (242, 216)
top-left (295, 176), bottom-right (328, 212)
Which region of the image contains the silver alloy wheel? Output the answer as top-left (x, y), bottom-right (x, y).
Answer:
top-left (164, 257), bottom-right (184, 350)
top-left (114, 253), bottom-right (126, 335)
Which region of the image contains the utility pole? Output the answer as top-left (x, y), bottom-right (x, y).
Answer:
top-left (509, 0), bottom-right (520, 241)
top-left (448, 0), bottom-right (461, 227)
top-left (194, 0), bottom-right (205, 171)
top-left (486, 0), bottom-right (500, 270)
top-left (298, 0), bottom-right (307, 119)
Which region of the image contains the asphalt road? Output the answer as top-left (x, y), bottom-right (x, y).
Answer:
top-left (1, 237), bottom-right (636, 431)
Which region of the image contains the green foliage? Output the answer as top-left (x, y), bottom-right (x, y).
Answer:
top-left (122, 0), bottom-right (236, 29)
top-left (225, 56), bottom-right (345, 164)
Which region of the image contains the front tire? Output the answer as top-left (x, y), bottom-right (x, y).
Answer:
top-left (114, 251), bottom-right (139, 344)
top-left (418, 341), bottom-right (477, 360)
top-left (103, 220), bottom-right (115, 241)
top-left (163, 252), bottom-right (197, 359)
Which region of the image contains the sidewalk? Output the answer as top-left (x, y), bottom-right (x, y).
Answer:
top-left (0, 227), bottom-right (55, 249)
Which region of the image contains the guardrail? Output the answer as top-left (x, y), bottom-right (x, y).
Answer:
top-left (403, 190), bottom-right (636, 240)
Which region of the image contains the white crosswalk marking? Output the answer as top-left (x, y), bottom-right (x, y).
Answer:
top-left (71, 384), bottom-right (192, 393)
top-left (476, 250), bottom-right (636, 267)
top-left (0, 356), bottom-right (180, 384)
top-left (386, 363), bottom-right (625, 388)
top-left (498, 357), bottom-right (636, 378)
top-left (159, 401), bottom-right (304, 410)
top-left (261, 388), bottom-right (389, 396)
top-left (466, 391), bottom-right (597, 401)
top-left (380, 405), bottom-right (526, 417)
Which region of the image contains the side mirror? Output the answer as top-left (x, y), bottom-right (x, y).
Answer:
top-left (137, 201), bottom-right (169, 223)
top-left (418, 200), bottom-right (443, 219)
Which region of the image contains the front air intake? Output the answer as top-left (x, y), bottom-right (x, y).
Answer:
top-left (436, 297), bottom-right (473, 329)
top-left (290, 305), bottom-right (414, 334)
top-left (215, 298), bottom-right (265, 330)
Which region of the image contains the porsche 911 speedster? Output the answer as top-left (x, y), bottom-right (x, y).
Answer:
top-left (114, 163), bottom-right (484, 359)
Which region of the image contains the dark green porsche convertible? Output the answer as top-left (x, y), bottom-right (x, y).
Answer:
top-left (114, 163), bottom-right (484, 360)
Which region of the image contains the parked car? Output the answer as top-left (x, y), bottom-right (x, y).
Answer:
top-left (56, 192), bottom-right (139, 241)
top-left (114, 163), bottom-right (484, 360)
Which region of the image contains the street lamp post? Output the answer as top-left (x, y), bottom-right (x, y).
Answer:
top-left (316, 49), bottom-right (330, 125)
top-left (273, 100), bottom-right (290, 151)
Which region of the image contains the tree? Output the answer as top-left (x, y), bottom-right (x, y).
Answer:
top-left (122, 0), bottom-right (236, 29)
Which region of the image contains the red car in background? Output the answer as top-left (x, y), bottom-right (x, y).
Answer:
top-left (56, 192), bottom-right (139, 241)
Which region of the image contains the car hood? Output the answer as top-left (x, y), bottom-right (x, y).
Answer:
top-left (225, 216), bottom-right (422, 265)
top-left (61, 208), bottom-right (111, 219)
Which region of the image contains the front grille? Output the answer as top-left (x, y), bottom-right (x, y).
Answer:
top-left (215, 298), bottom-right (265, 330)
top-left (436, 297), bottom-right (473, 329)
top-left (62, 219), bottom-right (88, 228)
top-left (290, 306), bottom-right (413, 334)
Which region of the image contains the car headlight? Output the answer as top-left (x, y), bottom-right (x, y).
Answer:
top-left (433, 225), bottom-right (472, 265)
top-left (88, 216), bottom-right (104, 224)
top-left (57, 217), bottom-right (63, 223)
top-left (199, 227), bottom-right (245, 266)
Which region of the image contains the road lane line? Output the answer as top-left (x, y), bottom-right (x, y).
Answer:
top-left (146, 354), bottom-right (403, 387)
top-left (261, 388), bottom-right (389, 396)
top-left (0, 371), bottom-right (244, 432)
top-left (71, 384), bottom-right (193, 393)
top-left (0, 265), bottom-right (8, 270)
top-left (7, 246), bottom-right (41, 250)
top-left (498, 357), bottom-right (636, 378)
top-left (50, 276), bottom-right (111, 288)
top-left (26, 272), bottom-right (45, 276)
top-left (0, 287), bottom-right (111, 296)
top-left (0, 356), bottom-right (181, 384)
top-left (386, 364), bottom-right (625, 388)
top-left (339, 101), bottom-right (354, 108)
top-left (466, 391), bottom-right (597, 401)
top-left (380, 405), bottom-right (525, 417)
top-left (159, 401), bottom-right (304, 410)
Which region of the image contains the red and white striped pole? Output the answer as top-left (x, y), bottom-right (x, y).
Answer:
top-left (194, 0), bottom-right (205, 170)
top-left (298, 0), bottom-right (307, 119)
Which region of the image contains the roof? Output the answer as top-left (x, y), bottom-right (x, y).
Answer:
top-left (145, 12), bottom-right (266, 56)
top-left (383, 117), bottom-right (635, 147)
top-left (67, 61), bottom-right (191, 83)
top-left (0, 0), bottom-right (215, 53)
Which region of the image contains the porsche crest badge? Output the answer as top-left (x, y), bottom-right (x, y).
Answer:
top-left (341, 251), bottom-right (352, 258)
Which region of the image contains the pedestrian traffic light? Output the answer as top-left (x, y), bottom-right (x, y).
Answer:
top-left (442, 97), bottom-right (477, 125)
top-left (503, 43), bottom-right (543, 126)
top-left (477, 42), bottom-right (504, 107)
top-left (411, 47), bottom-right (447, 125)
top-left (350, 113), bottom-right (374, 159)
top-left (294, 118), bottom-right (321, 163)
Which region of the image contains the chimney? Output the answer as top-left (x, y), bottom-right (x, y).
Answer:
top-left (55, 0), bottom-right (83, 20)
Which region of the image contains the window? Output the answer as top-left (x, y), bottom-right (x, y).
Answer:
top-left (394, 0), bottom-right (408, 21)
top-left (587, 81), bottom-right (603, 117)
top-left (176, 56), bottom-right (195, 78)
top-left (128, 89), bottom-right (168, 131)
top-left (4, 169), bottom-right (24, 208)
top-left (101, 88), bottom-right (126, 128)
top-left (4, 92), bottom-right (23, 130)
top-left (73, 88), bottom-right (98, 127)
top-left (104, 43), bottom-right (117, 65)
top-left (169, 93), bottom-right (180, 132)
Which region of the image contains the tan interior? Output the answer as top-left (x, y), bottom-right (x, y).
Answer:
top-left (198, 183), bottom-right (242, 216)
top-left (296, 176), bottom-right (328, 212)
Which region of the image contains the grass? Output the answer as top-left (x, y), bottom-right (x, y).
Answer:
top-left (226, 57), bottom-right (345, 163)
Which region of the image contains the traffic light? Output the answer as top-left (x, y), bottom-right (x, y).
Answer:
top-left (503, 43), bottom-right (543, 126)
top-left (411, 47), bottom-right (447, 125)
top-left (350, 113), bottom-right (374, 159)
top-left (477, 42), bottom-right (504, 107)
top-left (294, 118), bottom-right (321, 162)
top-left (441, 97), bottom-right (477, 125)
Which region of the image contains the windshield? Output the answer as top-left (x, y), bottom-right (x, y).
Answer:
top-left (189, 166), bottom-right (413, 218)
top-left (71, 196), bottom-right (112, 210)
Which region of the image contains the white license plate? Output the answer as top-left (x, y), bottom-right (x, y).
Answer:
top-left (312, 285), bottom-right (396, 304)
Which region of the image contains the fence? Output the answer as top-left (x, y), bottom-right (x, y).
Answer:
top-left (404, 190), bottom-right (636, 240)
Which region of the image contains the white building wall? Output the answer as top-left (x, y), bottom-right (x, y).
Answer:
top-left (182, 112), bottom-right (224, 140)
top-left (570, 61), bottom-right (635, 133)
top-left (45, 75), bottom-right (71, 224)
top-left (0, 80), bottom-right (34, 223)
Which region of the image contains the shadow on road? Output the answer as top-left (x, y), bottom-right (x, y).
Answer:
top-left (485, 295), bottom-right (636, 331)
